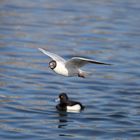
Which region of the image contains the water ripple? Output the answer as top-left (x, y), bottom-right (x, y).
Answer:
top-left (1, 0), bottom-right (140, 139)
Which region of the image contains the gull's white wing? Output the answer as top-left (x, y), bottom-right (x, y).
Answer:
top-left (66, 57), bottom-right (111, 68)
top-left (38, 48), bottom-right (66, 62)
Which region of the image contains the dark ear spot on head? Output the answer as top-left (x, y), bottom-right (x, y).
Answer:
top-left (49, 60), bottom-right (56, 69)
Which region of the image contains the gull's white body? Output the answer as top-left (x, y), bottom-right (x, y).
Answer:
top-left (38, 48), bottom-right (110, 78)
top-left (53, 61), bottom-right (69, 76)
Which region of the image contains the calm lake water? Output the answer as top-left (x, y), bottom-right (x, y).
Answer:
top-left (0, 0), bottom-right (140, 139)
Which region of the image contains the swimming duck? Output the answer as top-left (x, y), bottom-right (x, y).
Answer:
top-left (56, 93), bottom-right (84, 112)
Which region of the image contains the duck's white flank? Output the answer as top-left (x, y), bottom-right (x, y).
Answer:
top-left (66, 104), bottom-right (81, 112)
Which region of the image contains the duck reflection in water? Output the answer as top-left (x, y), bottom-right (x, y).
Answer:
top-left (57, 111), bottom-right (68, 128)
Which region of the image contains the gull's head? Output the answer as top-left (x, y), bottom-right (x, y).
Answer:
top-left (49, 60), bottom-right (57, 69)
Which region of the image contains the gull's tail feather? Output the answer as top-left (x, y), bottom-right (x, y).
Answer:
top-left (78, 70), bottom-right (93, 78)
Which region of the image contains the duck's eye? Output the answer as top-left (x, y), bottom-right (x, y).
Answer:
top-left (60, 96), bottom-right (63, 99)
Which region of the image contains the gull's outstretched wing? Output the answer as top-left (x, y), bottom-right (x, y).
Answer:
top-left (66, 57), bottom-right (111, 68)
top-left (38, 48), bottom-right (66, 62)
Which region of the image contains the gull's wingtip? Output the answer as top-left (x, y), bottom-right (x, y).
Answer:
top-left (103, 62), bottom-right (112, 66)
top-left (106, 62), bottom-right (113, 66)
top-left (38, 48), bottom-right (51, 57)
top-left (38, 48), bottom-right (47, 54)
top-left (38, 48), bottom-right (43, 51)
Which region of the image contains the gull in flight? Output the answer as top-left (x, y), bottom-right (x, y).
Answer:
top-left (38, 48), bottom-right (111, 78)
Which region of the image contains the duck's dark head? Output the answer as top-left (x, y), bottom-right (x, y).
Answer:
top-left (59, 93), bottom-right (69, 103)
top-left (49, 60), bottom-right (57, 69)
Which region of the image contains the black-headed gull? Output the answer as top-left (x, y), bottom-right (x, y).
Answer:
top-left (38, 48), bottom-right (111, 78)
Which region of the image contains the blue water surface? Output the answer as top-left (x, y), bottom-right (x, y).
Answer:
top-left (0, 0), bottom-right (140, 139)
